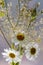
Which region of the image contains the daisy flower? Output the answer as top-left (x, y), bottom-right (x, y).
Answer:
top-left (11, 28), bottom-right (29, 46)
top-left (25, 42), bottom-right (40, 61)
top-left (2, 48), bottom-right (22, 64)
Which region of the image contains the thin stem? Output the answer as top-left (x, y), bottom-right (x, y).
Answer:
top-left (18, 0), bottom-right (20, 15)
top-left (24, 0), bottom-right (26, 3)
top-left (0, 28), bottom-right (11, 48)
top-left (4, 0), bottom-right (15, 30)
top-left (15, 0), bottom-right (21, 27)
top-left (24, 0), bottom-right (27, 6)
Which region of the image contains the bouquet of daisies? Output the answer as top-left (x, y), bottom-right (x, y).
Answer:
top-left (0, 0), bottom-right (43, 65)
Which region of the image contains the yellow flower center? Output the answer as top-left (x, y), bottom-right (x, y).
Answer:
top-left (30, 47), bottom-right (36, 55)
top-left (17, 33), bottom-right (25, 41)
top-left (9, 53), bottom-right (16, 58)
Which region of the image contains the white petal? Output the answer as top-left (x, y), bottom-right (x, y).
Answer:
top-left (15, 42), bottom-right (19, 46)
top-left (2, 53), bottom-right (7, 56)
top-left (14, 57), bottom-right (21, 63)
top-left (8, 59), bottom-right (12, 64)
top-left (29, 56), bottom-right (35, 61)
top-left (6, 58), bottom-right (10, 61)
top-left (3, 55), bottom-right (7, 58)
top-left (34, 44), bottom-right (38, 48)
top-left (25, 53), bottom-right (30, 59)
top-left (4, 49), bottom-right (8, 52)
top-left (17, 57), bottom-right (21, 62)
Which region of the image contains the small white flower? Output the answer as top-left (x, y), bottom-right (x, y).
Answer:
top-left (2, 48), bottom-right (22, 63)
top-left (39, 18), bottom-right (43, 24)
top-left (7, 2), bottom-right (12, 7)
top-left (25, 42), bottom-right (40, 61)
top-left (37, 2), bottom-right (40, 6)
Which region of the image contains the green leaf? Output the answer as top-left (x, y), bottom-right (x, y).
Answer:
top-left (31, 8), bottom-right (37, 17)
top-left (30, 16), bottom-right (36, 22)
top-left (0, 11), bottom-right (5, 17)
top-left (20, 46), bottom-right (25, 55)
top-left (0, 0), bottom-right (5, 7)
top-left (41, 10), bottom-right (43, 13)
top-left (11, 61), bottom-right (16, 65)
top-left (16, 62), bottom-right (19, 65)
top-left (11, 43), bottom-right (15, 49)
top-left (11, 62), bottom-right (19, 65)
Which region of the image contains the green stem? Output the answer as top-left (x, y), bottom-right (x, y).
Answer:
top-left (0, 28), bottom-right (11, 48)
top-left (11, 61), bottom-right (19, 65)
